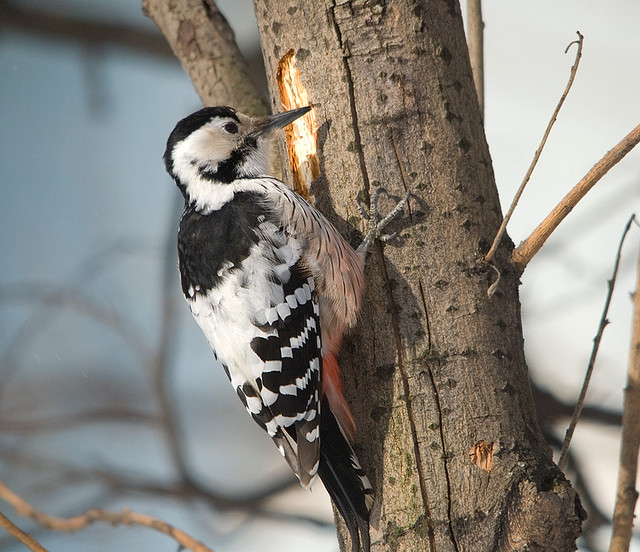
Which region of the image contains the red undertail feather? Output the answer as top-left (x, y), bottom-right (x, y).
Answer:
top-left (322, 351), bottom-right (356, 442)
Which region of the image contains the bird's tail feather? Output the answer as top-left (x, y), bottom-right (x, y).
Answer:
top-left (318, 398), bottom-right (373, 552)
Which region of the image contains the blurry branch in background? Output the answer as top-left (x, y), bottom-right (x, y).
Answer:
top-left (609, 244), bottom-right (640, 552)
top-left (0, 241), bottom-right (155, 403)
top-left (0, 0), bottom-right (269, 106)
top-left (153, 194), bottom-right (192, 482)
top-left (512, 124), bottom-right (640, 270)
top-left (532, 384), bottom-right (622, 429)
top-left (0, 478), bottom-right (215, 552)
top-left (466, 0), bottom-right (484, 116)
top-left (0, 0), bottom-right (172, 59)
top-left (0, 285), bottom-right (154, 368)
top-left (0, 211), bottom-right (328, 550)
top-left (0, 407), bottom-right (156, 433)
top-left (543, 430), bottom-right (608, 552)
top-left (0, 440), bottom-right (308, 525)
top-left (519, 383), bottom-right (625, 545)
top-left (558, 214), bottom-right (637, 471)
top-left (485, 32), bottom-right (583, 268)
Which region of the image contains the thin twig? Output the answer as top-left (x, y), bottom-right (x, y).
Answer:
top-left (512, 123), bottom-right (640, 269)
top-left (609, 243), bottom-right (640, 552)
top-left (466, 0), bottom-right (484, 116)
top-left (557, 214), bottom-right (636, 471)
top-left (0, 477), bottom-right (215, 552)
top-left (484, 32), bottom-right (584, 265)
top-left (0, 510), bottom-right (49, 552)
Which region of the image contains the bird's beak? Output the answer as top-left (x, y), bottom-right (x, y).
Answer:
top-left (250, 106), bottom-right (312, 137)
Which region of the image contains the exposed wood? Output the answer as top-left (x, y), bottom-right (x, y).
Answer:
top-left (276, 50), bottom-right (320, 199)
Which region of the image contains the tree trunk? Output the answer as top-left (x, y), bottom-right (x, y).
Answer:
top-left (252, 1), bottom-right (584, 550)
top-left (146, 0), bottom-right (585, 549)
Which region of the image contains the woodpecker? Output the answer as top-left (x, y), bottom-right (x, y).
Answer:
top-left (164, 105), bottom-right (407, 552)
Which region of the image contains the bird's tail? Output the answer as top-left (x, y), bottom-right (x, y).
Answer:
top-left (318, 397), bottom-right (374, 552)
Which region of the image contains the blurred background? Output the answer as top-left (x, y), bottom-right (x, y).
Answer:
top-left (0, 1), bottom-right (639, 550)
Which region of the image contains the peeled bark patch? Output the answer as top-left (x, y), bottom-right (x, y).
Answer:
top-left (276, 49), bottom-right (320, 199)
top-left (469, 440), bottom-right (495, 473)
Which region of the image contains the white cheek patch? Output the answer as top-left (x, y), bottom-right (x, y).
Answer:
top-left (170, 125), bottom-right (240, 212)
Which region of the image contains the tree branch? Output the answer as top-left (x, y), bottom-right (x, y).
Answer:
top-left (485, 32), bottom-right (583, 266)
top-left (558, 214), bottom-right (636, 470)
top-left (0, 477), bottom-right (215, 552)
top-left (142, 0), bottom-right (267, 115)
top-left (466, 0), bottom-right (484, 116)
top-left (512, 123), bottom-right (640, 269)
top-left (609, 243), bottom-right (640, 552)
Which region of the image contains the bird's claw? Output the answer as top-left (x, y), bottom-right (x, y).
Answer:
top-left (356, 188), bottom-right (410, 255)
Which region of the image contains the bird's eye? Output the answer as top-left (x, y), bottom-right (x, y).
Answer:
top-left (223, 122), bottom-right (239, 134)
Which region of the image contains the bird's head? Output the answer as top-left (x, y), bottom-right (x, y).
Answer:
top-left (164, 106), bottom-right (310, 203)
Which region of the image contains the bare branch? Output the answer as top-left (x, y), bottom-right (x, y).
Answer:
top-left (558, 214), bottom-right (636, 471)
top-left (142, 0), bottom-right (267, 115)
top-left (485, 32), bottom-right (584, 265)
top-left (0, 511), bottom-right (48, 552)
top-left (513, 122), bottom-right (640, 269)
top-left (609, 244), bottom-right (640, 552)
top-left (0, 477), bottom-right (215, 552)
top-left (466, 0), bottom-right (484, 116)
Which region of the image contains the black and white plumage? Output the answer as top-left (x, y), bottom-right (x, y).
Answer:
top-left (164, 105), bottom-right (378, 551)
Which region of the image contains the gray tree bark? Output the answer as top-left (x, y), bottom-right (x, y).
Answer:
top-left (146, 0), bottom-right (585, 550)
top-left (254, 1), bottom-right (584, 551)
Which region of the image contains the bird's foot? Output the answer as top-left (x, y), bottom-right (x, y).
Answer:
top-left (356, 188), bottom-right (410, 255)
